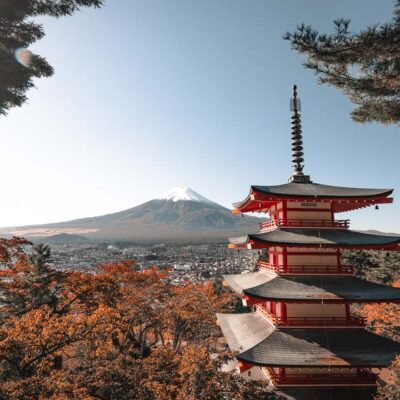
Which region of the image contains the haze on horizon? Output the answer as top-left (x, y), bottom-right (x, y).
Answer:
top-left (1, 0), bottom-right (399, 233)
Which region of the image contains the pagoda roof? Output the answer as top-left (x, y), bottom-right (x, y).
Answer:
top-left (216, 312), bottom-right (274, 352)
top-left (279, 387), bottom-right (376, 400)
top-left (224, 270), bottom-right (400, 302)
top-left (224, 270), bottom-right (275, 294)
top-left (229, 228), bottom-right (400, 250)
top-left (252, 182), bottom-right (392, 199)
top-left (217, 312), bottom-right (400, 367)
top-left (233, 182), bottom-right (393, 213)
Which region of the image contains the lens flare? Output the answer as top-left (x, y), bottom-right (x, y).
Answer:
top-left (14, 48), bottom-right (32, 67)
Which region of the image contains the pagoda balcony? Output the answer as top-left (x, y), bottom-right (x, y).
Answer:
top-left (263, 367), bottom-right (377, 386)
top-left (256, 305), bottom-right (365, 327)
top-left (259, 219), bottom-right (350, 231)
top-left (258, 260), bottom-right (354, 275)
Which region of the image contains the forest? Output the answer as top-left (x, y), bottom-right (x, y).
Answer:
top-left (0, 238), bottom-right (287, 400)
top-left (0, 237), bottom-right (399, 399)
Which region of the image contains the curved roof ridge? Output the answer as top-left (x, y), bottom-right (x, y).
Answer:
top-left (229, 228), bottom-right (400, 249)
top-left (242, 274), bottom-right (400, 302)
top-left (237, 327), bottom-right (400, 367)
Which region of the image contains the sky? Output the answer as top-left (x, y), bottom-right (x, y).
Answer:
top-left (1, 0), bottom-right (399, 232)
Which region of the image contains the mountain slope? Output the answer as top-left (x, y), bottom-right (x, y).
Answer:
top-left (0, 187), bottom-right (262, 243)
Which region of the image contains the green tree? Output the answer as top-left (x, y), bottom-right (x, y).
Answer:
top-left (342, 250), bottom-right (400, 284)
top-left (0, 0), bottom-right (103, 115)
top-left (342, 250), bottom-right (380, 281)
top-left (284, 2), bottom-right (400, 124)
top-left (0, 243), bottom-right (66, 317)
top-left (27, 243), bottom-right (58, 310)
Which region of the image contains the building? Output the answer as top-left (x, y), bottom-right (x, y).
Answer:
top-left (217, 86), bottom-right (400, 400)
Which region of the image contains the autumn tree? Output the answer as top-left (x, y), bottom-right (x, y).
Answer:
top-left (0, 0), bottom-right (103, 115)
top-left (284, 1), bottom-right (400, 124)
top-left (376, 357), bottom-right (400, 400)
top-left (0, 244), bottom-right (285, 400)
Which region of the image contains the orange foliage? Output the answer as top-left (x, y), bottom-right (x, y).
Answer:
top-left (0, 239), bottom-right (283, 399)
top-left (361, 281), bottom-right (400, 342)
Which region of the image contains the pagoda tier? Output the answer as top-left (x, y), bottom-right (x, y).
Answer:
top-left (217, 312), bottom-right (400, 368)
top-left (225, 271), bottom-right (400, 303)
top-left (232, 182), bottom-right (393, 214)
top-left (229, 228), bottom-right (400, 250)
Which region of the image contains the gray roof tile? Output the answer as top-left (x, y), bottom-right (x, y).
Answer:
top-left (218, 312), bottom-right (400, 367)
top-left (230, 228), bottom-right (400, 248)
top-left (225, 271), bottom-right (400, 301)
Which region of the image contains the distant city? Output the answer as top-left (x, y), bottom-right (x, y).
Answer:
top-left (45, 241), bottom-right (258, 284)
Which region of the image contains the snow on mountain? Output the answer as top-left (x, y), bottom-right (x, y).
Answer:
top-left (157, 187), bottom-right (217, 205)
top-left (0, 186), bottom-right (263, 242)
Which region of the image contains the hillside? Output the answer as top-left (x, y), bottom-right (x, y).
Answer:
top-left (0, 187), bottom-right (262, 243)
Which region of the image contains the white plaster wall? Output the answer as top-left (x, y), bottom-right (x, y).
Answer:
top-left (286, 367), bottom-right (357, 375)
top-left (287, 255), bottom-right (338, 266)
top-left (287, 210), bottom-right (332, 220)
top-left (286, 303), bottom-right (346, 318)
top-left (287, 247), bottom-right (334, 253)
top-left (286, 202), bottom-right (331, 209)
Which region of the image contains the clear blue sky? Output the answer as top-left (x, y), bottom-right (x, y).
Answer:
top-left (1, 0), bottom-right (399, 232)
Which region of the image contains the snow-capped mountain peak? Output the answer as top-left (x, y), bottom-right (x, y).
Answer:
top-left (158, 187), bottom-right (216, 205)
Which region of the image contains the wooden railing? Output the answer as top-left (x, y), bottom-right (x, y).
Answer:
top-left (259, 219), bottom-right (350, 231)
top-left (279, 315), bottom-right (365, 327)
top-left (258, 261), bottom-right (354, 275)
top-left (264, 367), bottom-right (376, 385)
top-left (256, 305), bottom-right (365, 327)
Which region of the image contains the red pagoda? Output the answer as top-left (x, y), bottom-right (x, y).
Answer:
top-left (217, 86), bottom-right (400, 400)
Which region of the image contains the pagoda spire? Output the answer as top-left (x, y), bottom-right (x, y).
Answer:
top-left (288, 84), bottom-right (311, 183)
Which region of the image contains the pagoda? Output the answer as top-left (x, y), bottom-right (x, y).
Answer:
top-left (217, 86), bottom-right (400, 400)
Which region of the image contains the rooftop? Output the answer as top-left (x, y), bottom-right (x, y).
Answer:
top-left (217, 312), bottom-right (400, 367)
top-left (229, 228), bottom-right (400, 250)
top-left (224, 270), bottom-right (400, 302)
top-left (233, 183), bottom-right (393, 214)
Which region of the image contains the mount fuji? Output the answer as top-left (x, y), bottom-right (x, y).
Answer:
top-left (158, 187), bottom-right (219, 205)
top-left (0, 187), bottom-right (262, 243)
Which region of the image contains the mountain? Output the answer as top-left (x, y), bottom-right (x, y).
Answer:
top-left (35, 233), bottom-right (90, 244)
top-left (0, 187), bottom-right (262, 243)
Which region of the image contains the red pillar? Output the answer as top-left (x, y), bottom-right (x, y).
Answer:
top-left (281, 302), bottom-right (287, 325)
top-left (336, 249), bottom-right (341, 272)
top-left (345, 303), bottom-right (351, 325)
top-left (278, 368), bottom-right (285, 383)
top-left (282, 201), bottom-right (288, 225)
top-left (283, 246), bottom-right (288, 273)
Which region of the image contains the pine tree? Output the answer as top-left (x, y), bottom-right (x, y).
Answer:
top-left (0, 0), bottom-right (103, 115)
top-left (284, 2), bottom-right (400, 124)
top-left (27, 243), bottom-right (56, 309)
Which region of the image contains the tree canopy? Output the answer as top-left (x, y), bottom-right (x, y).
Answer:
top-left (0, 238), bottom-right (286, 400)
top-left (284, 1), bottom-right (400, 124)
top-left (0, 0), bottom-right (103, 116)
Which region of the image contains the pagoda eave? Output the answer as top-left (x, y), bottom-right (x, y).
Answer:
top-left (228, 271), bottom-right (400, 303)
top-left (243, 294), bottom-right (400, 305)
top-left (218, 312), bottom-right (400, 368)
top-left (229, 229), bottom-right (400, 251)
top-left (224, 271), bottom-right (400, 303)
top-left (235, 359), bottom-right (389, 369)
top-left (229, 240), bottom-right (400, 251)
top-left (232, 184), bottom-right (393, 214)
top-left (233, 195), bottom-right (393, 214)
